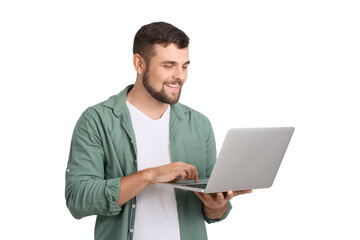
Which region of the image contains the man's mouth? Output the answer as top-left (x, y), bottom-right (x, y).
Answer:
top-left (165, 83), bottom-right (179, 88)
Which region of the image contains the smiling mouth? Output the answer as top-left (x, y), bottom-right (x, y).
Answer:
top-left (165, 83), bottom-right (179, 88)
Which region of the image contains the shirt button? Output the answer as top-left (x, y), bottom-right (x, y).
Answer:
top-left (129, 229), bottom-right (134, 233)
top-left (134, 159), bottom-right (137, 164)
top-left (132, 204), bottom-right (136, 208)
top-left (66, 169), bottom-right (70, 173)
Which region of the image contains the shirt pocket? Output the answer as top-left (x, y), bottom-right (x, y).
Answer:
top-left (182, 141), bottom-right (206, 179)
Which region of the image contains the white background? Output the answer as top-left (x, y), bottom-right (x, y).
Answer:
top-left (1, 0), bottom-right (359, 239)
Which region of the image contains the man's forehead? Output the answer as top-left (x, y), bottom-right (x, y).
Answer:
top-left (152, 43), bottom-right (189, 61)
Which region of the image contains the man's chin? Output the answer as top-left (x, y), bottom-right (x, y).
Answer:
top-left (155, 88), bottom-right (180, 104)
top-left (163, 97), bottom-right (180, 105)
top-left (167, 92), bottom-right (181, 104)
top-left (144, 84), bottom-right (181, 104)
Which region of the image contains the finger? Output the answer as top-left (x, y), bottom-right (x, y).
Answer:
top-left (227, 190), bottom-right (252, 200)
top-left (194, 192), bottom-right (206, 202)
top-left (185, 169), bottom-right (193, 180)
top-left (225, 191), bottom-right (234, 200)
top-left (187, 165), bottom-right (199, 182)
top-left (204, 193), bottom-right (213, 200)
top-left (194, 192), bottom-right (203, 198)
top-left (194, 167), bottom-right (199, 182)
top-left (189, 164), bottom-right (198, 182)
top-left (180, 170), bottom-right (187, 180)
top-left (233, 190), bottom-right (253, 196)
top-left (184, 165), bottom-right (198, 181)
top-left (216, 192), bottom-right (225, 200)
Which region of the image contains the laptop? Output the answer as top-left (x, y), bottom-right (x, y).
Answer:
top-left (158, 127), bottom-right (294, 193)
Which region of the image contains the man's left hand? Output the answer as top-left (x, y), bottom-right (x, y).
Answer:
top-left (194, 190), bottom-right (252, 219)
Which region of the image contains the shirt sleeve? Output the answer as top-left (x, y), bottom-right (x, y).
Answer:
top-left (204, 202), bottom-right (233, 224)
top-left (203, 118), bottom-right (233, 223)
top-left (205, 119), bottom-right (216, 178)
top-left (65, 108), bottom-right (122, 219)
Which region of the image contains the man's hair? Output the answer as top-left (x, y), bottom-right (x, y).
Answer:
top-left (133, 22), bottom-right (189, 63)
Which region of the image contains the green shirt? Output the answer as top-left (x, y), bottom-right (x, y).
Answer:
top-left (65, 85), bottom-right (232, 240)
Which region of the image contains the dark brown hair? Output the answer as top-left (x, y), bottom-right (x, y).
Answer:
top-left (133, 22), bottom-right (189, 62)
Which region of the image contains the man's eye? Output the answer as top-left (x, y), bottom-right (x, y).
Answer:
top-left (164, 65), bottom-right (172, 68)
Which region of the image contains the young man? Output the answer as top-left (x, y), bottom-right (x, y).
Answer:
top-left (65, 22), bottom-right (251, 240)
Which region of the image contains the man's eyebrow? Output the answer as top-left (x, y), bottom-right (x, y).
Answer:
top-left (161, 61), bottom-right (176, 65)
top-left (161, 60), bottom-right (191, 65)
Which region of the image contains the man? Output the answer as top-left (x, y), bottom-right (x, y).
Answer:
top-left (65, 22), bottom-right (251, 240)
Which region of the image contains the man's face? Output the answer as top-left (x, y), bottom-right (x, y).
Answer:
top-left (142, 43), bottom-right (190, 105)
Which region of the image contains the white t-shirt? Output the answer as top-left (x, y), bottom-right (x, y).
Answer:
top-left (126, 101), bottom-right (180, 240)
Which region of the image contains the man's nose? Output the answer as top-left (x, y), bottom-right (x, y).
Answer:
top-left (172, 67), bottom-right (186, 81)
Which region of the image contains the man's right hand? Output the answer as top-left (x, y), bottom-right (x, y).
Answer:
top-left (148, 161), bottom-right (199, 184)
top-left (117, 161), bottom-right (198, 206)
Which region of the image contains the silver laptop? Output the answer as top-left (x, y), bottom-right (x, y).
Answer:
top-left (158, 127), bottom-right (294, 193)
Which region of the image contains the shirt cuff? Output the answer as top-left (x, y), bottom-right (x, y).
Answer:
top-left (105, 178), bottom-right (122, 214)
top-left (204, 201), bottom-right (232, 224)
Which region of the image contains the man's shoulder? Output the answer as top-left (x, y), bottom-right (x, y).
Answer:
top-left (83, 85), bottom-right (132, 118)
top-left (82, 95), bottom-right (118, 118)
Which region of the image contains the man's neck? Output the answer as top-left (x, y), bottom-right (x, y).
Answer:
top-left (126, 82), bottom-right (169, 120)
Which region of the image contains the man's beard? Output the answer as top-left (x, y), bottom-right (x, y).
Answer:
top-left (142, 69), bottom-right (182, 105)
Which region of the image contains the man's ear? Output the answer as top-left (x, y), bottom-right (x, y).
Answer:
top-left (133, 54), bottom-right (146, 75)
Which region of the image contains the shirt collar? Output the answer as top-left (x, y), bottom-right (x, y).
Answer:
top-left (102, 84), bottom-right (190, 119)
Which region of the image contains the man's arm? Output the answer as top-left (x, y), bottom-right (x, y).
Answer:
top-left (66, 109), bottom-right (121, 219)
top-left (117, 161), bottom-right (199, 206)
